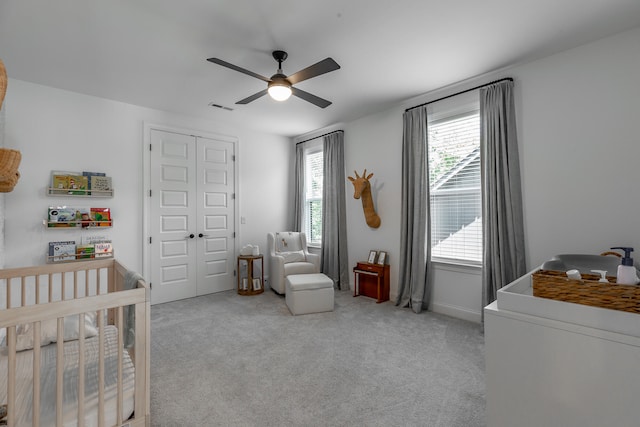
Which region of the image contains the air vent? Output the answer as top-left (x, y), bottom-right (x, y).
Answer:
top-left (208, 102), bottom-right (234, 111)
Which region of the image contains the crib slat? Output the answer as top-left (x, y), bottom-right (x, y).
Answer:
top-left (48, 273), bottom-right (53, 303)
top-left (134, 300), bottom-right (148, 419)
top-left (61, 272), bottom-right (66, 301)
top-left (7, 326), bottom-right (16, 427)
top-left (6, 277), bottom-right (10, 309)
top-left (116, 306), bottom-right (124, 425)
top-left (21, 276), bottom-right (26, 307)
top-left (74, 270), bottom-right (79, 299)
top-left (33, 321), bottom-right (42, 427)
top-left (98, 310), bottom-right (105, 427)
top-left (77, 313), bottom-right (86, 427)
top-left (56, 317), bottom-right (64, 427)
top-left (36, 274), bottom-right (41, 305)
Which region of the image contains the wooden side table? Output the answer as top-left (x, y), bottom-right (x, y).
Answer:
top-left (237, 254), bottom-right (264, 295)
top-left (353, 262), bottom-right (390, 303)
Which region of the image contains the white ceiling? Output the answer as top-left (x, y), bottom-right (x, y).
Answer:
top-left (2, 0), bottom-right (640, 137)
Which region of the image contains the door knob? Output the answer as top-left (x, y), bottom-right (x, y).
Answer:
top-left (185, 233), bottom-right (195, 239)
top-left (198, 233), bottom-right (209, 238)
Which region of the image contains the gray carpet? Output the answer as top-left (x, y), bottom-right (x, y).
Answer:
top-left (150, 289), bottom-right (485, 427)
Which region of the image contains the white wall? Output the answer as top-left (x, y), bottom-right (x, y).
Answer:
top-left (331, 25), bottom-right (640, 322)
top-left (2, 79), bottom-right (291, 277)
top-left (515, 26), bottom-right (640, 268)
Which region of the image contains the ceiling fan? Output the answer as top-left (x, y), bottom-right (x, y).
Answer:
top-left (207, 50), bottom-right (340, 108)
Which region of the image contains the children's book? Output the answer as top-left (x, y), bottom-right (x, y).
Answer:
top-left (48, 206), bottom-right (78, 227)
top-left (82, 171), bottom-right (106, 178)
top-left (90, 208), bottom-right (111, 227)
top-left (49, 241), bottom-right (76, 262)
top-left (76, 244), bottom-right (95, 259)
top-left (67, 175), bottom-right (89, 195)
top-left (51, 175), bottom-right (69, 194)
top-left (90, 176), bottom-right (112, 194)
top-left (94, 242), bottom-right (113, 258)
top-left (76, 206), bottom-right (92, 228)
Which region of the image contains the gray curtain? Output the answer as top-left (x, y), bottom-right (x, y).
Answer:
top-left (321, 132), bottom-right (349, 289)
top-left (293, 143), bottom-right (305, 232)
top-left (480, 80), bottom-right (527, 309)
top-left (396, 106), bottom-right (431, 313)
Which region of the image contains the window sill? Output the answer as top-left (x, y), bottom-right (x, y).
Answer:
top-left (431, 258), bottom-right (481, 275)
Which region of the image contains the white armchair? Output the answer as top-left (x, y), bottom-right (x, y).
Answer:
top-left (267, 232), bottom-right (320, 294)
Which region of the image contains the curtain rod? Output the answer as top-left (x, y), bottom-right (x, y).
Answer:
top-left (296, 129), bottom-right (344, 145)
top-left (405, 77), bottom-right (513, 112)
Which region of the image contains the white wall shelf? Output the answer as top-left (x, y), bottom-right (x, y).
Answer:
top-left (47, 187), bottom-right (114, 197)
top-left (43, 219), bottom-right (113, 229)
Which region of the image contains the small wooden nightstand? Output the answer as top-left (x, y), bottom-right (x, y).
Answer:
top-left (353, 262), bottom-right (390, 303)
top-left (237, 254), bottom-right (264, 295)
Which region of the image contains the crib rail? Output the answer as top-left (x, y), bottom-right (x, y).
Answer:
top-left (0, 259), bottom-right (150, 427)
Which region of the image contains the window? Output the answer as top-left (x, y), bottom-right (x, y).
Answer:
top-left (428, 92), bottom-right (481, 264)
top-left (304, 146), bottom-right (323, 246)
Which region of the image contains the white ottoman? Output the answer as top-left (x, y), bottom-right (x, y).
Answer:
top-left (285, 273), bottom-right (334, 315)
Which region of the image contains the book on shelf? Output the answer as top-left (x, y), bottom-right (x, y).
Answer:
top-left (49, 241), bottom-right (76, 262)
top-left (89, 176), bottom-right (112, 194)
top-left (48, 206), bottom-right (78, 227)
top-left (94, 242), bottom-right (113, 257)
top-left (82, 234), bottom-right (109, 245)
top-left (76, 206), bottom-right (92, 228)
top-left (90, 207), bottom-right (111, 226)
top-left (50, 171), bottom-right (79, 195)
top-left (67, 175), bottom-right (89, 195)
top-left (82, 171), bottom-right (106, 178)
top-left (76, 244), bottom-right (95, 259)
top-left (51, 175), bottom-right (69, 194)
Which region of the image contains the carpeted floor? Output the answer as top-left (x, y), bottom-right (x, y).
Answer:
top-left (150, 289), bottom-right (485, 427)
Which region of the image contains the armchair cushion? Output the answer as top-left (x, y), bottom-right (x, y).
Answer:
top-left (275, 232), bottom-right (305, 252)
top-left (277, 250), bottom-right (306, 263)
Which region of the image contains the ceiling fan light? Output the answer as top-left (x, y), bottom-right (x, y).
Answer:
top-left (268, 83), bottom-right (292, 101)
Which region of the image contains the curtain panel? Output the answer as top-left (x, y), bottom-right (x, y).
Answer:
top-left (321, 132), bottom-right (349, 289)
top-left (480, 80), bottom-right (527, 309)
top-left (396, 106), bottom-right (432, 313)
top-left (293, 143), bottom-right (305, 232)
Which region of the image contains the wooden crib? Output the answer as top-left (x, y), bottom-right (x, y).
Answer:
top-left (0, 259), bottom-right (150, 427)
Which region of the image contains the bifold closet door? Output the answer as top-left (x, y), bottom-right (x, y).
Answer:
top-left (194, 136), bottom-right (236, 295)
top-left (149, 129), bottom-right (235, 304)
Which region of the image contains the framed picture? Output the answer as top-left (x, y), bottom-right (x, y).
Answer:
top-left (368, 250), bottom-right (377, 264)
top-left (377, 251), bottom-right (387, 265)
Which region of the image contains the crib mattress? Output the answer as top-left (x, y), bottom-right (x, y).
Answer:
top-left (0, 325), bottom-right (135, 427)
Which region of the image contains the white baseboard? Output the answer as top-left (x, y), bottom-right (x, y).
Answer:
top-left (431, 302), bottom-right (482, 324)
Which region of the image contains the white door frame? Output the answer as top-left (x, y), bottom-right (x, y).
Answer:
top-left (142, 122), bottom-right (240, 294)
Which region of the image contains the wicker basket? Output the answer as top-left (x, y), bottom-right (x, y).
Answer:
top-left (532, 270), bottom-right (640, 314)
top-left (0, 148), bottom-right (21, 192)
top-left (0, 59), bottom-right (6, 110)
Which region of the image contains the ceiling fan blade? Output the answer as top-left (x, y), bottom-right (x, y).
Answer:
top-left (287, 58), bottom-right (340, 85)
top-left (207, 58), bottom-right (271, 83)
top-left (236, 89), bottom-right (268, 105)
top-left (291, 87), bottom-right (332, 108)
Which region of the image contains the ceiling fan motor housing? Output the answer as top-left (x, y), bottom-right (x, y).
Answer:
top-left (269, 73), bottom-right (291, 88)
top-left (272, 50), bottom-right (288, 64)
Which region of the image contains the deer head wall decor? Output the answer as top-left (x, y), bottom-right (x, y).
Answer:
top-left (348, 169), bottom-right (381, 229)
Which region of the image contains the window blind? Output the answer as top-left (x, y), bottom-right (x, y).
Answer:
top-left (428, 100), bottom-right (482, 264)
top-left (304, 148), bottom-right (323, 245)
